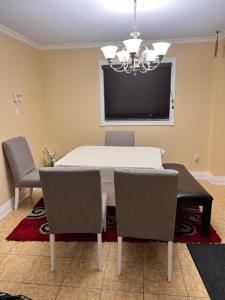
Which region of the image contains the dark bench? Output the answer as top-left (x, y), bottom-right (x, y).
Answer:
top-left (163, 163), bottom-right (213, 236)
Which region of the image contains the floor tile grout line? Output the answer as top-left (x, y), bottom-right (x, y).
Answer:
top-left (60, 256), bottom-right (104, 299)
top-left (102, 248), bottom-right (145, 295)
top-left (13, 281), bottom-right (23, 296)
top-left (176, 243), bottom-right (189, 298)
top-left (61, 284), bottom-right (101, 291)
top-left (178, 243), bottom-right (210, 298)
top-left (59, 255), bottom-right (74, 285)
top-left (144, 291), bottom-right (189, 298)
top-left (100, 247), bottom-right (110, 299)
top-left (55, 255), bottom-right (74, 299)
top-left (21, 251), bottom-right (42, 285)
top-left (54, 280), bottom-right (65, 299)
top-left (184, 244), bottom-right (210, 299)
top-left (70, 242), bottom-right (79, 260)
top-left (105, 241), bottom-right (110, 260)
top-left (55, 286), bottom-right (102, 300)
top-left (100, 288), bottom-right (146, 298)
top-left (12, 282), bottom-right (61, 287)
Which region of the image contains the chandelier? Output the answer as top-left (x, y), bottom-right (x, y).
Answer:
top-left (101, 0), bottom-right (171, 74)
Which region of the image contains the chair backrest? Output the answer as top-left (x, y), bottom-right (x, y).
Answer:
top-left (105, 131), bottom-right (135, 146)
top-left (2, 136), bottom-right (35, 185)
top-left (114, 168), bottom-right (178, 241)
top-left (39, 167), bottom-right (103, 234)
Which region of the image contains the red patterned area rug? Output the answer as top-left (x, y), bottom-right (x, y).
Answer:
top-left (6, 198), bottom-right (221, 244)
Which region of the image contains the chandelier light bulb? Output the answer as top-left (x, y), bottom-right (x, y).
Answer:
top-left (101, 46), bottom-right (118, 59)
top-left (116, 50), bottom-right (130, 62)
top-left (144, 49), bottom-right (157, 62)
top-left (152, 42), bottom-right (171, 56)
top-left (123, 38), bottom-right (142, 54)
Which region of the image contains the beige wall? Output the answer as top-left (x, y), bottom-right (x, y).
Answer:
top-left (209, 39), bottom-right (225, 175)
top-left (0, 30), bottom-right (224, 207)
top-left (41, 43), bottom-right (215, 171)
top-left (0, 32), bottom-right (45, 206)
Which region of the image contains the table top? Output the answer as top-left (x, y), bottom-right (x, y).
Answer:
top-left (55, 146), bottom-right (162, 169)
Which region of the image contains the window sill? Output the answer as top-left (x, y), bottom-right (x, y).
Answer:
top-left (100, 119), bottom-right (174, 126)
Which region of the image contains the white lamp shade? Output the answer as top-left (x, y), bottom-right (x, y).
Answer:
top-left (152, 42), bottom-right (171, 56)
top-left (101, 46), bottom-right (118, 59)
top-left (144, 49), bottom-right (157, 62)
top-left (123, 38), bottom-right (142, 54)
top-left (116, 50), bottom-right (130, 62)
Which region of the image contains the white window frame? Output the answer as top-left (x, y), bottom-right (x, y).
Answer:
top-left (99, 57), bottom-right (176, 126)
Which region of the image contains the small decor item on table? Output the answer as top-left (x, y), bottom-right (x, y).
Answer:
top-left (43, 147), bottom-right (57, 167)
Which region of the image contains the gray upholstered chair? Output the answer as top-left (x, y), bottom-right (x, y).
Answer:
top-left (114, 168), bottom-right (178, 281)
top-left (2, 136), bottom-right (41, 210)
top-left (39, 167), bottom-right (108, 272)
top-left (105, 131), bottom-right (135, 146)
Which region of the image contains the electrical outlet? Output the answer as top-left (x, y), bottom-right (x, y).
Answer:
top-left (193, 154), bottom-right (199, 164)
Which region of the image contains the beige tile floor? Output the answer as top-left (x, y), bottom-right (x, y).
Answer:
top-left (0, 181), bottom-right (224, 300)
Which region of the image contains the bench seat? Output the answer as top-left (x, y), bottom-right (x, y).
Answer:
top-left (163, 163), bottom-right (213, 236)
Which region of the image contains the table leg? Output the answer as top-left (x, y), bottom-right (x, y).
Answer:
top-left (201, 201), bottom-right (212, 236)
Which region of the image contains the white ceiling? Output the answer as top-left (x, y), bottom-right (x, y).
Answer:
top-left (0, 0), bottom-right (224, 48)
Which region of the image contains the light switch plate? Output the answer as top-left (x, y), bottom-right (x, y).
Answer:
top-left (13, 91), bottom-right (22, 103)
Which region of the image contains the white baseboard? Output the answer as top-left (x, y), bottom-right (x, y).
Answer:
top-left (0, 188), bottom-right (29, 220)
top-left (191, 171), bottom-right (225, 185)
top-left (208, 175), bottom-right (225, 185)
top-left (190, 171), bottom-right (211, 180)
top-left (0, 198), bottom-right (13, 220)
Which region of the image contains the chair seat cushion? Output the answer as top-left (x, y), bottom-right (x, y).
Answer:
top-left (18, 168), bottom-right (41, 187)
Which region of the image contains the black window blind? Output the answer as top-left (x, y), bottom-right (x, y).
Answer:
top-left (102, 63), bottom-right (172, 120)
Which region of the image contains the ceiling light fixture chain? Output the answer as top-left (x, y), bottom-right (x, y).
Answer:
top-left (131, 0), bottom-right (140, 39)
top-left (101, 0), bottom-right (171, 74)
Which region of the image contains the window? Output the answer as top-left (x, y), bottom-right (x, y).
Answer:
top-left (99, 58), bottom-right (176, 126)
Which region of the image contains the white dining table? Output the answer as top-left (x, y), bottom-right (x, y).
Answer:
top-left (55, 146), bottom-right (163, 205)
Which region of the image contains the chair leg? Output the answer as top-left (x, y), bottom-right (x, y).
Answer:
top-left (29, 187), bottom-right (33, 198)
top-left (117, 236), bottom-right (122, 275)
top-left (50, 234), bottom-right (55, 272)
top-left (14, 187), bottom-right (20, 210)
top-left (97, 233), bottom-right (103, 271)
top-left (168, 241), bottom-right (173, 281)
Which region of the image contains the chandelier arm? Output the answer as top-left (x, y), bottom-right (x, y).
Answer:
top-left (137, 44), bottom-right (150, 69)
top-left (125, 63), bottom-right (132, 73)
top-left (139, 65), bottom-right (148, 73)
top-left (110, 66), bottom-right (127, 73)
top-left (135, 44), bottom-right (146, 60)
top-left (139, 44), bottom-right (148, 50)
top-left (139, 51), bottom-right (151, 71)
top-left (139, 69), bottom-right (147, 74)
top-left (148, 62), bottom-right (161, 71)
top-left (109, 62), bottom-right (127, 72)
top-left (125, 68), bottom-right (132, 74)
top-left (140, 58), bottom-right (161, 71)
top-left (140, 61), bottom-right (150, 71)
